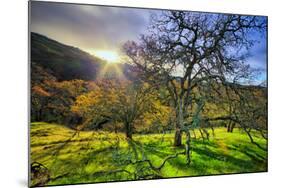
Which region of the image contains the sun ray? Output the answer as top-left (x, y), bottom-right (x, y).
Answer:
top-left (97, 63), bottom-right (125, 80)
top-left (94, 50), bottom-right (120, 63)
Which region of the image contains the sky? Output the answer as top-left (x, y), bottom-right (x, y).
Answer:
top-left (30, 1), bottom-right (152, 57)
top-left (30, 1), bottom-right (267, 84)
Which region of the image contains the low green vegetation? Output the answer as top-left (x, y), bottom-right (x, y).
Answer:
top-left (30, 10), bottom-right (267, 188)
top-left (30, 122), bottom-right (267, 186)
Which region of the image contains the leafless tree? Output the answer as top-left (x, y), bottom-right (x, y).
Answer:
top-left (124, 11), bottom-right (266, 149)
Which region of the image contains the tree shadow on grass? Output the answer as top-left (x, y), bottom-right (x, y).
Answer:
top-left (40, 145), bottom-right (119, 185)
top-left (127, 140), bottom-right (192, 175)
top-left (135, 141), bottom-right (174, 155)
top-left (32, 133), bottom-right (268, 185)
top-left (228, 144), bottom-right (267, 164)
top-left (192, 139), bottom-right (267, 172)
top-left (139, 138), bottom-right (265, 175)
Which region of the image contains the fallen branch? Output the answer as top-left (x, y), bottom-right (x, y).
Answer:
top-left (130, 151), bottom-right (186, 172)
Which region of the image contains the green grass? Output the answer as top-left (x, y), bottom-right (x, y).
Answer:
top-left (30, 122), bottom-right (267, 186)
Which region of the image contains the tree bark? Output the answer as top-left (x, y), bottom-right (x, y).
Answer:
top-left (37, 107), bottom-right (43, 121)
top-left (230, 123), bottom-right (235, 132)
top-left (126, 131), bottom-right (132, 139)
top-left (185, 130), bottom-right (191, 165)
top-left (227, 121), bottom-right (235, 132)
top-left (227, 121), bottom-right (232, 132)
top-left (174, 128), bottom-right (182, 146)
top-left (125, 122), bottom-right (133, 139)
top-left (174, 98), bottom-right (184, 146)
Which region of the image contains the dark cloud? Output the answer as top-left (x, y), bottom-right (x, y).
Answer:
top-left (30, 1), bottom-right (153, 53)
top-left (30, 1), bottom-right (267, 83)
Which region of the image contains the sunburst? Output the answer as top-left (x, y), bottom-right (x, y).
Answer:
top-left (94, 50), bottom-right (120, 63)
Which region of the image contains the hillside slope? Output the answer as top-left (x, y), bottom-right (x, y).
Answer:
top-left (31, 32), bottom-right (106, 81)
top-left (30, 122), bottom-right (267, 186)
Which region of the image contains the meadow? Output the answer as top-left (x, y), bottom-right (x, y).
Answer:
top-left (30, 122), bottom-right (267, 186)
top-left (29, 4), bottom-right (268, 187)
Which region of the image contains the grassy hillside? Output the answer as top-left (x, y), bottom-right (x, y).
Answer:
top-left (31, 32), bottom-right (106, 81)
top-left (30, 122), bottom-right (267, 186)
top-left (31, 32), bottom-right (136, 82)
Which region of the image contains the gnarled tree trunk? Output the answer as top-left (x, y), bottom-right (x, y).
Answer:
top-left (174, 98), bottom-right (184, 146)
top-left (125, 122), bottom-right (133, 139)
top-left (227, 121), bottom-right (235, 132)
top-left (185, 130), bottom-right (191, 164)
top-left (174, 127), bottom-right (182, 146)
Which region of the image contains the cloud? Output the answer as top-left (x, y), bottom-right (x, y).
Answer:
top-left (30, 2), bottom-right (267, 82)
top-left (30, 1), bottom-right (153, 53)
top-left (247, 34), bottom-right (267, 70)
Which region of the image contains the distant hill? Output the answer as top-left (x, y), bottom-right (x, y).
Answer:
top-left (31, 32), bottom-right (265, 90)
top-left (31, 32), bottom-right (107, 81)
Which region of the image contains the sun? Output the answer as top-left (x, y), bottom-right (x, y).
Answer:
top-left (94, 50), bottom-right (120, 63)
